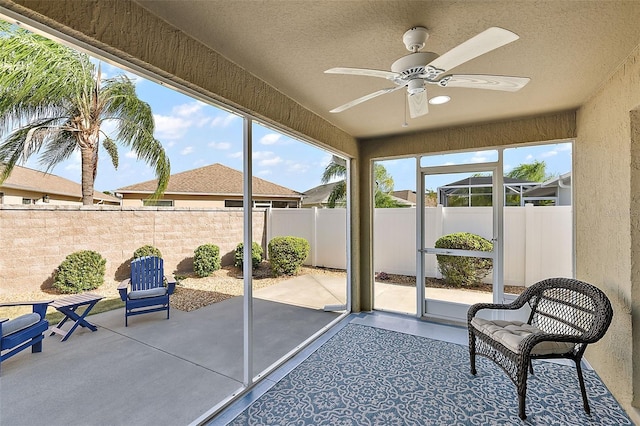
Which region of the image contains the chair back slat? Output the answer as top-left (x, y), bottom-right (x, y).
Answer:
top-left (527, 278), bottom-right (613, 342)
top-left (130, 256), bottom-right (164, 291)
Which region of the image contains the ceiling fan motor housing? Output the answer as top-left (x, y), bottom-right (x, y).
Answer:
top-left (391, 51), bottom-right (439, 80)
top-left (403, 26), bottom-right (429, 52)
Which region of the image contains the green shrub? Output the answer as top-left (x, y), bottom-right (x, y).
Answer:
top-left (268, 236), bottom-right (310, 276)
top-left (234, 242), bottom-right (263, 269)
top-left (434, 232), bottom-right (493, 287)
top-left (193, 244), bottom-right (221, 277)
top-left (133, 245), bottom-right (162, 259)
top-left (53, 250), bottom-right (106, 294)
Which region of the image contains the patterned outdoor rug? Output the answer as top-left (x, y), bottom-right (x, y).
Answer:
top-left (228, 323), bottom-right (631, 425)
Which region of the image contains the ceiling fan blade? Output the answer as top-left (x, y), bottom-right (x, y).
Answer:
top-left (330, 86), bottom-right (404, 113)
top-left (428, 27), bottom-right (519, 72)
top-left (441, 74), bottom-right (530, 91)
top-left (325, 67), bottom-right (399, 80)
top-left (408, 91), bottom-right (428, 118)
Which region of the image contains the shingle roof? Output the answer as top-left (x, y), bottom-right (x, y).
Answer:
top-left (116, 163), bottom-right (302, 197)
top-left (301, 182), bottom-right (339, 205)
top-left (1, 164), bottom-right (120, 203)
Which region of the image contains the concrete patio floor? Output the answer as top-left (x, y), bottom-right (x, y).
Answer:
top-left (0, 275), bottom-right (494, 425)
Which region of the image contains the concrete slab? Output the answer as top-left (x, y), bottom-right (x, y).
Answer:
top-left (0, 284), bottom-right (340, 426)
top-left (254, 274), bottom-right (347, 310)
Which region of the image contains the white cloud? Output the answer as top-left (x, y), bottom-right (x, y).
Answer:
top-left (525, 154), bottom-right (534, 160)
top-left (260, 133), bottom-right (282, 145)
top-left (444, 161), bottom-right (456, 166)
top-left (557, 143), bottom-right (572, 152)
top-left (125, 151), bottom-right (137, 159)
top-left (211, 113), bottom-right (238, 128)
top-left (470, 155), bottom-right (487, 163)
top-left (287, 162), bottom-right (309, 173)
top-left (173, 101), bottom-right (205, 117)
top-left (253, 151), bottom-right (274, 160)
top-left (540, 150), bottom-right (558, 158)
top-left (180, 146), bottom-right (194, 155)
top-left (259, 156), bottom-right (283, 166)
top-left (153, 101), bottom-right (213, 140)
top-left (257, 169), bottom-right (272, 176)
top-left (229, 151), bottom-right (243, 159)
top-left (153, 114), bottom-right (192, 140)
top-left (208, 141), bottom-right (231, 150)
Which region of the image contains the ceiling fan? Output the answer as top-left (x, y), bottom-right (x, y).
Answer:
top-left (325, 26), bottom-right (530, 118)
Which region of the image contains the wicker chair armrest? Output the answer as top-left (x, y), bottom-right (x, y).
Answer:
top-left (518, 332), bottom-right (586, 355)
top-left (467, 298), bottom-right (528, 323)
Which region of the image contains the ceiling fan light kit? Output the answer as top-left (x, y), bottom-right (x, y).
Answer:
top-left (326, 26), bottom-right (530, 119)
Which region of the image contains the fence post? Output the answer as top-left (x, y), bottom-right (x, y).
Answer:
top-left (524, 203), bottom-right (535, 286)
top-left (312, 207), bottom-right (318, 267)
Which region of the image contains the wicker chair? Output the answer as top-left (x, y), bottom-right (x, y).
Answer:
top-left (467, 278), bottom-right (613, 420)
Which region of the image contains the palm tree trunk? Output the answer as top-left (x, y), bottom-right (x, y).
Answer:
top-left (81, 147), bottom-right (95, 205)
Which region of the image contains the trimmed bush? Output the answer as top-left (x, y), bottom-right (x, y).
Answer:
top-left (234, 242), bottom-right (263, 269)
top-left (193, 244), bottom-right (221, 277)
top-left (53, 250), bottom-right (106, 294)
top-left (268, 236), bottom-right (310, 276)
top-left (435, 232), bottom-right (493, 287)
top-left (133, 245), bottom-right (162, 259)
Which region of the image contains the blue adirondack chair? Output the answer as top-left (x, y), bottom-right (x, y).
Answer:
top-left (118, 256), bottom-right (176, 326)
top-left (0, 300), bottom-right (52, 373)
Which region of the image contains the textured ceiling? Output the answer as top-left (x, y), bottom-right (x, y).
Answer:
top-left (136, 1), bottom-right (640, 139)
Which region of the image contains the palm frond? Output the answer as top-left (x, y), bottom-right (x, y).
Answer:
top-left (327, 181), bottom-right (347, 208)
top-left (0, 28), bottom-right (93, 135)
top-left (321, 161), bottom-right (346, 184)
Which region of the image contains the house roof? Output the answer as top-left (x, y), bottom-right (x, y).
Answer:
top-left (116, 163), bottom-right (302, 198)
top-left (301, 182), bottom-right (339, 205)
top-left (0, 164), bottom-right (120, 203)
top-left (441, 176), bottom-right (537, 188)
top-left (523, 172), bottom-right (572, 197)
top-left (392, 190), bottom-right (417, 204)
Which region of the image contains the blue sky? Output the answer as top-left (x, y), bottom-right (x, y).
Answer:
top-left (25, 60), bottom-right (571, 195)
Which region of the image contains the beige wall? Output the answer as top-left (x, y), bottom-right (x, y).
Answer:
top-left (575, 44), bottom-right (640, 422)
top-left (2, 188), bottom-right (91, 205)
top-left (0, 205), bottom-right (266, 295)
top-left (4, 0), bottom-right (638, 421)
top-left (120, 195), bottom-right (301, 208)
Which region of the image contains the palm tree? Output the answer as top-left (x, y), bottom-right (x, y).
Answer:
top-left (506, 160), bottom-right (550, 182)
top-left (0, 22), bottom-right (170, 205)
top-left (321, 156), bottom-right (405, 208)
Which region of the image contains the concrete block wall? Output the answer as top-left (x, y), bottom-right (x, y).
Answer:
top-left (0, 205), bottom-right (266, 294)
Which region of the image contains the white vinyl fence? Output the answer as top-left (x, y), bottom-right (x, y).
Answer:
top-left (268, 205), bottom-right (572, 287)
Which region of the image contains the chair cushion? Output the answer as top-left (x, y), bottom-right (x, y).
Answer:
top-left (471, 318), bottom-right (575, 355)
top-left (1, 313), bottom-right (41, 337)
top-left (128, 287), bottom-right (167, 300)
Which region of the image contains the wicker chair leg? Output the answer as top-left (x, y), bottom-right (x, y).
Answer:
top-left (575, 360), bottom-right (591, 414)
top-left (518, 366), bottom-right (529, 420)
top-left (469, 335), bottom-right (477, 375)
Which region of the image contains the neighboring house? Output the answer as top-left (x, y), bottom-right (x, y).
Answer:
top-left (392, 189), bottom-right (438, 207)
top-left (437, 177), bottom-right (539, 207)
top-left (0, 164), bottom-right (120, 206)
top-left (302, 183), bottom-right (414, 208)
top-left (301, 182), bottom-right (339, 208)
top-left (115, 163), bottom-right (302, 208)
top-left (522, 172), bottom-right (572, 206)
